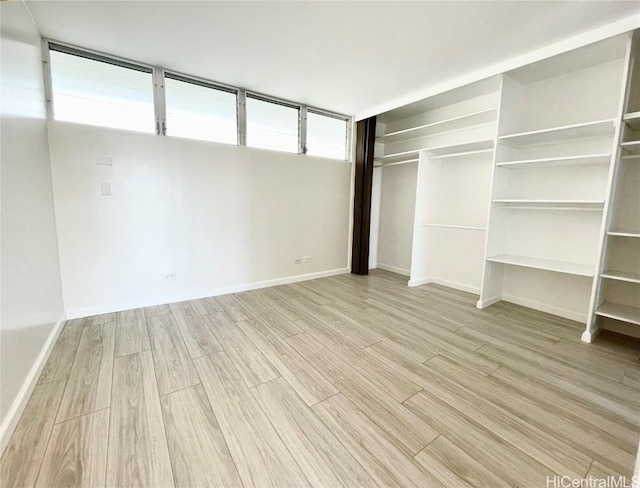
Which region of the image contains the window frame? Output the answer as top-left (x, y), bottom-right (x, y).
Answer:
top-left (43, 39), bottom-right (352, 161)
top-left (305, 108), bottom-right (351, 161)
top-left (163, 70), bottom-right (239, 144)
top-left (245, 92), bottom-right (301, 155)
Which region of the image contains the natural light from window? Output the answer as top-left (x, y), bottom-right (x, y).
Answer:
top-left (246, 97), bottom-right (299, 153)
top-left (50, 50), bottom-right (155, 133)
top-left (306, 112), bottom-right (348, 160)
top-left (165, 76), bottom-right (237, 144)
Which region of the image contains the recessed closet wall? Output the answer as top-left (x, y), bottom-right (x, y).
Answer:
top-left (371, 31), bottom-right (639, 342)
top-left (375, 163), bottom-right (418, 276)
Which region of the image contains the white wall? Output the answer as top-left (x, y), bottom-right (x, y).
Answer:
top-left (368, 166), bottom-right (382, 269)
top-left (48, 122), bottom-right (352, 317)
top-left (377, 163), bottom-right (418, 275)
top-left (0, 3), bottom-right (64, 425)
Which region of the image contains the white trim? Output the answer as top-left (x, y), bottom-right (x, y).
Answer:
top-left (376, 263), bottom-right (411, 277)
top-left (501, 293), bottom-right (587, 322)
top-left (0, 313), bottom-right (67, 456)
top-left (476, 294), bottom-right (502, 309)
top-left (408, 277), bottom-right (480, 295)
top-left (356, 14), bottom-right (640, 120)
top-left (408, 277), bottom-right (430, 287)
top-left (581, 328), bottom-right (600, 343)
top-left (65, 267), bottom-right (349, 319)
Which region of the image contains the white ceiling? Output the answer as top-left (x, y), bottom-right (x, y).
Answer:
top-left (23, 1), bottom-right (640, 118)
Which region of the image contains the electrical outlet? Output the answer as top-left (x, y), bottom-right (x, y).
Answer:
top-left (163, 272), bottom-right (176, 280)
top-left (294, 258), bottom-right (302, 264)
top-left (303, 256), bottom-right (312, 263)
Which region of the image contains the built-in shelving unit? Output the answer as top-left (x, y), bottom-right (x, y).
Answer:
top-left (601, 269), bottom-right (640, 283)
top-left (487, 254), bottom-right (594, 277)
top-left (496, 153), bottom-right (611, 169)
top-left (584, 30), bottom-right (640, 342)
top-left (499, 119), bottom-right (615, 147)
top-left (622, 111), bottom-right (640, 129)
top-left (620, 140), bottom-right (640, 153)
top-left (377, 108), bottom-right (496, 144)
top-left (421, 223), bottom-right (486, 231)
top-left (492, 199), bottom-right (605, 210)
top-left (375, 77), bottom-right (500, 293)
top-left (425, 139), bottom-right (494, 157)
top-left (371, 31), bottom-right (639, 342)
top-left (608, 229), bottom-right (640, 237)
top-left (478, 34), bottom-right (629, 325)
top-left (595, 302), bottom-right (640, 326)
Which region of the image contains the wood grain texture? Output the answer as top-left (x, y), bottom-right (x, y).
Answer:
top-left (414, 435), bottom-right (510, 488)
top-left (313, 393), bottom-right (444, 488)
top-left (0, 380), bottom-right (65, 488)
top-left (235, 291), bottom-right (306, 337)
top-left (252, 377), bottom-right (375, 487)
top-left (143, 303), bottom-right (171, 317)
top-left (298, 315), bottom-right (422, 402)
top-left (169, 301), bottom-right (223, 358)
top-left (146, 314), bottom-right (200, 395)
top-left (194, 352), bottom-right (311, 488)
top-left (477, 343), bottom-right (640, 423)
top-left (38, 319), bottom-right (86, 384)
top-left (36, 409), bottom-right (109, 488)
top-left (428, 355), bottom-right (635, 475)
top-left (287, 332), bottom-right (437, 455)
top-left (160, 385), bottom-right (242, 488)
top-left (205, 312), bottom-right (278, 387)
top-left (115, 308), bottom-right (150, 357)
top-left (107, 351), bottom-right (174, 488)
top-left (490, 366), bottom-right (639, 453)
top-left (237, 317), bottom-right (338, 405)
top-left (214, 294), bottom-right (253, 321)
top-left (405, 390), bottom-right (556, 487)
top-left (4, 270), bottom-right (639, 487)
top-left (372, 341), bottom-right (592, 478)
top-left (189, 296), bottom-right (223, 315)
top-left (57, 322), bottom-right (115, 422)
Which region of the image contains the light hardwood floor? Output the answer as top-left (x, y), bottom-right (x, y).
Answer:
top-left (2, 270), bottom-right (639, 487)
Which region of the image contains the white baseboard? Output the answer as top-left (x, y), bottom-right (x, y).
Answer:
top-left (408, 277), bottom-right (430, 287)
top-left (476, 294), bottom-right (502, 309)
top-left (0, 313), bottom-right (67, 456)
top-left (501, 293), bottom-right (587, 323)
top-left (65, 267), bottom-right (349, 319)
top-left (409, 276), bottom-right (479, 295)
top-left (581, 328), bottom-right (600, 343)
top-left (376, 263), bottom-right (411, 277)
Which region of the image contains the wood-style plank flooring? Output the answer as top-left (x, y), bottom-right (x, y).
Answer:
top-left (2, 270), bottom-right (639, 487)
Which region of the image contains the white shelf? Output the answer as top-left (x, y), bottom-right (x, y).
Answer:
top-left (601, 270), bottom-right (640, 284)
top-left (421, 223), bottom-right (486, 231)
top-left (487, 254), bottom-right (594, 277)
top-left (374, 158), bottom-right (418, 168)
top-left (623, 111), bottom-right (640, 130)
top-left (608, 229), bottom-right (640, 237)
top-left (596, 302), bottom-right (640, 326)
top-left (374, 149), bottom-right (420, 165)
top-left (374, 139), bottom-right (494, 164)
top-left (378, 109), bottom-right (497, 144)
top-left (620, 140), bottom-right (640, 154)
top-left (496, 153), bottom-right (611, 169)
top-left (425, 139), bottom-right (494, 157)
top-left (430, 148), bottom-right (494, 160)
top-left (499, 119), bottom-right (615, 147)
top-left (493, 199), bottom-right (605, 211)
